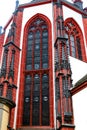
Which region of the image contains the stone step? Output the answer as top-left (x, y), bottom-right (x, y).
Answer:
top-left (17, 127), bottom-right (54, 130)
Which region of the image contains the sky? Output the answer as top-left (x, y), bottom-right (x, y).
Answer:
top-left (0, 0), bottom-right (87, 28)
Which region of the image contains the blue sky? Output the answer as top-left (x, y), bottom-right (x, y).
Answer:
top-left (0, 0), bottom-right (87, 27)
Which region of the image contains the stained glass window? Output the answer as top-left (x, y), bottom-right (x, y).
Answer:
top-left (23, 18), bottom-right (50, 126)
top-left (65, 20), bottom-right (82, 60)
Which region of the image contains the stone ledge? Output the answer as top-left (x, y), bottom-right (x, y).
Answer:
top-left (17, 127), bottom-right (55, 130)
top-left (0, 96), bottom-right (16, 108)
top-left (58, 124), bottom-right (75, 130)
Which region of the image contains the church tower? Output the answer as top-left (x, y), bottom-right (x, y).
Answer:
top-left (0, 0), bottom-right (87, 130)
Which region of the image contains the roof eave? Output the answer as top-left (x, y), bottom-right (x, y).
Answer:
top-left (61, 0), bottom-right (87, 17)
top-left (70, 74), bottom-right (87, 95)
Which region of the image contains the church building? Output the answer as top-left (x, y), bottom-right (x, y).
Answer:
top-left (0, 0), bottom-right (87, 130)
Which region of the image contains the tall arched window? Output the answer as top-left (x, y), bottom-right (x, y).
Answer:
top-left (23, 18), bottom-right (50, 126)
top-left (64, 19), bottom-right (83, 60)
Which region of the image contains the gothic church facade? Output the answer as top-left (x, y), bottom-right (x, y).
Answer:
top-left (0, 0), bottom-right (87, 130)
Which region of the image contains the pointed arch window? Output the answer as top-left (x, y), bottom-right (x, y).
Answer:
top-left (23, 18), bottom-right (50, 126)
top-left (65, 20), bottom-right (82, 60)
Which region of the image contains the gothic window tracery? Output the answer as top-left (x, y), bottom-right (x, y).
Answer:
top-left (23, 17), bottom-right (50, 126)
top-left (65, 19), bottom-right (83, 60)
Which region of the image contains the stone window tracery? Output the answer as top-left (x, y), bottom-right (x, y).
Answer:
top-left (64, 19), bottom-right (83, 60)
top-left (23, 17), bottom-right (50, 126)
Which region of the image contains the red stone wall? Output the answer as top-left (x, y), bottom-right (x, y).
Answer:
top-left (10, 10), bottom-right (23, 128)
top-left (14, 10), bottom-right (23, 47)
top-left (0, 10), bottom-right (24, 128)
top-left (82, 17), bottom-right (87, 62)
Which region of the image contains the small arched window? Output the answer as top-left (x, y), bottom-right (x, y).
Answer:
top-left (65, 19), bottom-right (82, 60)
